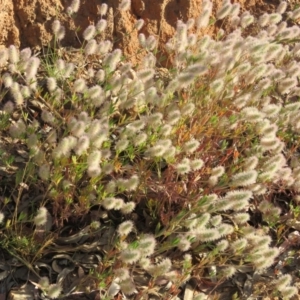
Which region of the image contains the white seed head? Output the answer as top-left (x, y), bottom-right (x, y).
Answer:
top-left (138, 234), bottom-right (156, 256)
top-left (276, 1), bottom-right (287, 14)
top-left (190, 159), bottom-right (204, 171)
top-left (38, 164), bottom-right (50, 181)
top-left (216, 239), bottom-right (229, 251)
top-left (120, 248), bottom-right (140, 264)
top-left (233, 213), bottom-right (250, 224)
top-left (8, 45), bottom-right (19, 64)
top-left (117, 220), bottom-right (135, 236)
top-left (83, 25), bottom-right (96, 41)
top-left (281, 286), bottom-right (298, 299)
top-left (211, 166), bottom-right (225, 177)
top-left (134, 19), bottom-right (144, 31)
top-left (216, 4), bottom-right (232, 20)
top-left (0, 212), bottom-right (5, 224)
top-left (114, 268), bottom-right (130, 281)
top-left (84, 39), bottom-right (97, 56)
top-left (73, 78), bottom-right (86, 93)
top-left (70, 0), bottom-right (80, 13)
top-left (34, 207), bottom-right (48, 226)
top-left (231, 238), bottom-right (248, 252)
top-left (52, 20), bottom-right (61, 35)
top-left (119, 0), bottom-right (131, 11)
top-left (96, 19), bottom-right (107, 32)
top-left (47, 284), bottom-right (62, 299)
top-left (47, 77), bottom-right (57, 92)
top-left (56, 26), bottom-right (66, 41)
top-left (75, 135), bottom-right (90, 155)
top-left (100, 3), bottom-right (108, 16)
top-left (120, 202), bottom-right (136, 214)
top-left (119, 278), bottom-right (137, 295)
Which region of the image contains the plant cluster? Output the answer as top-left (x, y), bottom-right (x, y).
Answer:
top-left (1, 0), bottom-right (300, 298)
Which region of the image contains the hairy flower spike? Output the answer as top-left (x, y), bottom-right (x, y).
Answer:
top-left (34, 207), bottom-right (48, 226)
top-left (84, 39), bottom-right (97, 55)
top-left (39, 164), bottom-right (50, 181)
top-left (70, 0), bottom-right (80, 13)
top-left (47, 77), bottom-right (57, 92)
top-left (233, 213), bottom-right (250, 224)
top-left (100, 3), bottom-right (108, 16)
top-left (216, 239), bottom-right (229, 251)
top-left (119, 279), bottom-right (136, 295)
top-left (117, 220), bottom-right (134, 236)
top-left (134, 19), bottom-right (144, 31)
top-left (8, 45), bottom-right (19, 64)
top-left (0, 212), bottom-right (5, 224)
top-left (75, 135), bottom-right (90, 156)
top-left (120, 248), bottom-right (140, 264)
top-left (183, 139), bottom-right (200, 154)
top-left (217, 3), bottom-right (232, 20)
top-left (119, 0), bottom-right (131, 11)
top-left (52, 20), bottom-right (61, 35)
top-left (231, 170), bottom-right (257, 187)
top-left (231, 238), bottom-right (248, 252)
top-left (281, 286), bottom-right (298, 299)
top-left (96, 19), bottom-right (107, 32)
top-left (277, 1), bottom-right (287, 14)
top-left (176, 158), bottom-right (191, 174)
top-left (211, 166), bottom-right (225, 177)
top-left (190, 159), bottom-right (204, 171)
top-left (138, 234), bottom-right (156, 256)
top-left (114, 268), bottom-right (130, 281)
top-left (83, 25), bottom-right (96, 41)
top-left (147, 258), bottom-right (172, 277)
top-left (47, 284), bottom-right (62, 299)
top-left (120, 202), bottom-right (136, 214)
